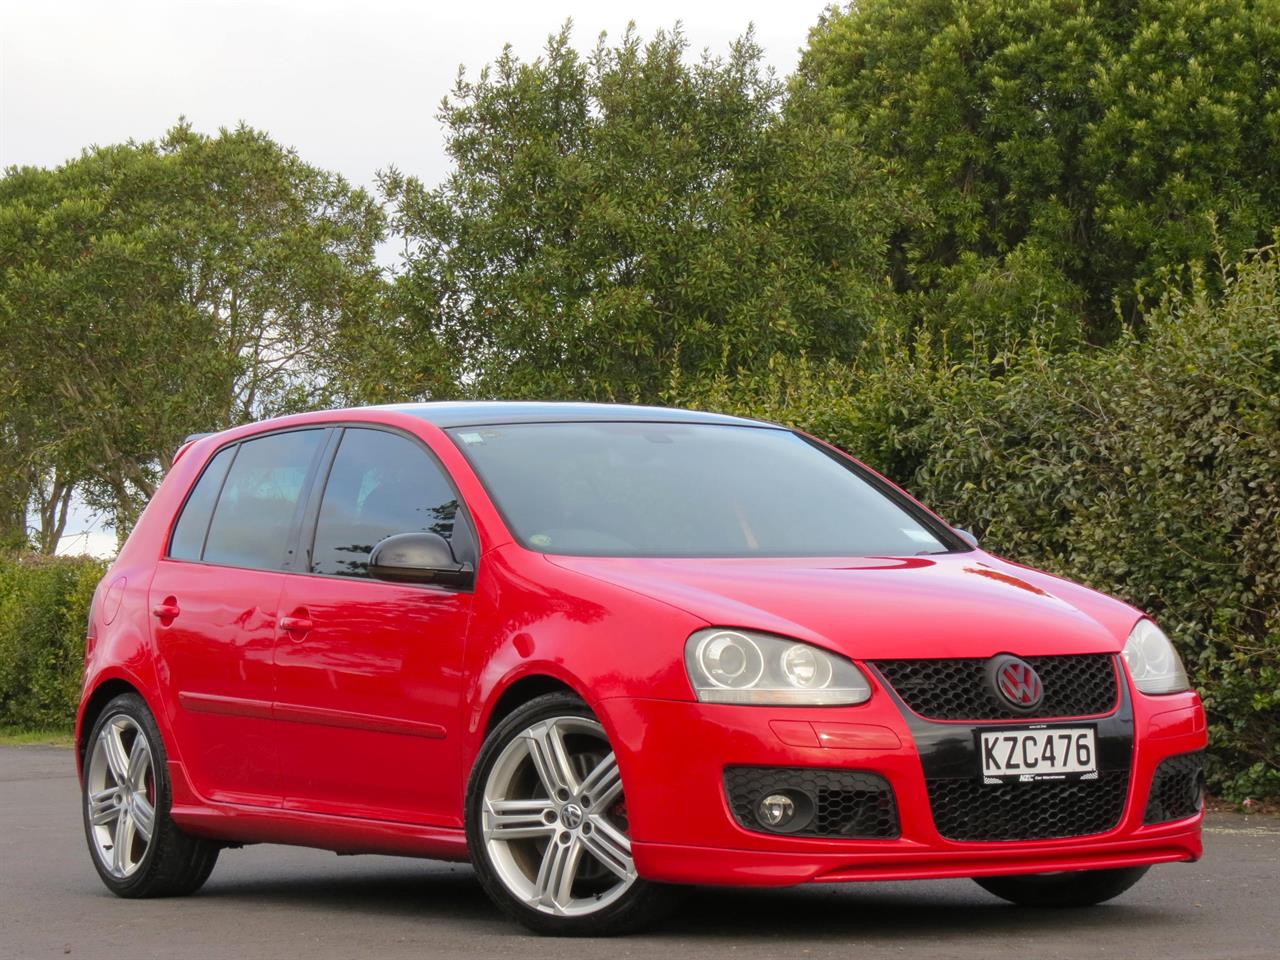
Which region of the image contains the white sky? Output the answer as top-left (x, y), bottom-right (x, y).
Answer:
top-left (1, 0), bottom-right (831, 556)
top-left (2, 0), bottom-right (825, 191)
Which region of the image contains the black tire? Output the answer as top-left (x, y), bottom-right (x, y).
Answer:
top-left (974, 866), bottom-right (1150, 907)
top-left (465, 692), bottom-right (674, 935)
top-left (82, 693), bottom-right (220, 898)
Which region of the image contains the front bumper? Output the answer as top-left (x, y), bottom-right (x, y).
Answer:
top-left (601, 684), bottom-right (1206, 887)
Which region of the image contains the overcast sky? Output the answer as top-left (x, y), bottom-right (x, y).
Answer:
top-left (2, 0), bottom-right (827, 191)
top-left (1, 0), bottom-right (832, 556)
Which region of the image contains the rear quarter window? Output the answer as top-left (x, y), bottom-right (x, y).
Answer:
top-left (168, 445), bottom-right (235, 561)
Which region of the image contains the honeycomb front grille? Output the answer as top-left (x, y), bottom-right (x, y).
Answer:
top-left (873, 654), bottom-right (1118, 721)
top-left (926, 772), bottom-right (1129, 841)
top-left (1145, 752), bottom-right (1205, 824)
top-left (724, 766), bottom-right (899, 839)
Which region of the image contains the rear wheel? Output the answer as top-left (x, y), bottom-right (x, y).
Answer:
top-left (974, 866), bottom-right (1150, 907)
top-left (82, 693), bottom-right (220, 897)
top-left (465, 692), bottom-right (672, 935)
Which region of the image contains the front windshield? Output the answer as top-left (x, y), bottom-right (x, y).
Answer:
top-left (450, 422), bottom-right (953, 558)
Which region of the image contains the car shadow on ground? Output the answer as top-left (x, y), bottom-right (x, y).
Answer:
top-left (664, 883), bottom-right (1178, 939)
top-left (198, 864), bottom-right (500, 926)
top-left (193, 863), bottom-right (1183, 940)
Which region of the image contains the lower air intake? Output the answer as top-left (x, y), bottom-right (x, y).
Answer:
top-left (1144, 752), bottom-right (1205, 824)
top-left (724, 766), bottom-right (899, 839)
top-left (927, 772), bottom-right (1129, 841)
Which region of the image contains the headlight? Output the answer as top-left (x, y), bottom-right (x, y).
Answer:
top-left (685, 629), bottom-right (872, 705)
top-left (1122, 619), bottom-right (1190, 694)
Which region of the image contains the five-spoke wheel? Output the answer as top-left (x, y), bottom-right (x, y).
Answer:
top-left (81, 693), bottom-right (220, 898)
top-left (481, 715), bottom-right (635, 914)
top-left (466, 693), bottom-right (670, 935)
top-left (86, 714), bottom-right (157, 879)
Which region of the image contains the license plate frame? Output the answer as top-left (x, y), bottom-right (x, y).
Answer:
top-left (977, 726), bottom-right (1099, 783)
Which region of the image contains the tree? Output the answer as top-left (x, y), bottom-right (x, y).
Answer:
top-left (376, 24), bottom-right (914, 403)
top-left (798, 0), bottom-right (1280, 347)
top-left (0, 123), bottom-right (386, 548)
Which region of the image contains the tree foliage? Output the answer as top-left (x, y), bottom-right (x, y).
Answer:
top-left (374, 24), bottom-right (914, 403)
top-left (0, 122), bottom-right (385, 546)
top-left (798, 0), bottom-right (1280, 347)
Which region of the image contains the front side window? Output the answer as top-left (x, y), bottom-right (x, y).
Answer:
top-left (310, 428), bottom-right (462, 578)
top-left (450, 422), bottom-right (955, 558)
top-left (202, 429), bottom-right (324, 570)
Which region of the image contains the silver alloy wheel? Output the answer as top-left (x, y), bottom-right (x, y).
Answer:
top-left (481, 715), bottom-right (637, 916)
top-left (86, 715), bottom-right (156, 879)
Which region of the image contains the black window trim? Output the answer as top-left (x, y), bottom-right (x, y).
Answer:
top-left (199, 443), bottom-right (239, 561)
top-left (288, 427), bottom-right (343, 572)
top-left (279, 428), bottom-right (335, 573)
top-left (292, 422), bottom-right (481, 593)
top-left (163, 425), bottom-right (333, 573)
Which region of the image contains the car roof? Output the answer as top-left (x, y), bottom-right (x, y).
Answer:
top-left (378, 401), bottom-right (777, 430)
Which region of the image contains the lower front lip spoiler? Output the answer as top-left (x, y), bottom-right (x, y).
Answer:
top-left (630, 822), bottom-right (1202, 887)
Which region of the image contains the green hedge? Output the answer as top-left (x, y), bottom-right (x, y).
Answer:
top-left (0, 554), bottom-right (106, 729)
top-left (679, 251), bottom-right (1280, 801)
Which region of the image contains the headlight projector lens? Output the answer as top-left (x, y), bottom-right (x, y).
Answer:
top-left (781, 643), bottom-right (833, 689)
top-left (700, 631), bottom-right (765, 689)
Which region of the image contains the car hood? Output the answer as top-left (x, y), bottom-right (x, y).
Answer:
top-left (546, 552), bottom-right (1142, 660)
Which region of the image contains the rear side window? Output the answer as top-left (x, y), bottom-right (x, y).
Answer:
top-left (168, 445), bottom-right (235, 561)
top-left (202, 430), bottom-right (324, 571)
top-left (311, 428), bottom-right (461, 578)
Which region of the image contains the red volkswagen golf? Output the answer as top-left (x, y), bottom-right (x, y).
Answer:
top-left (77, 403), bottom-right (1206, 935)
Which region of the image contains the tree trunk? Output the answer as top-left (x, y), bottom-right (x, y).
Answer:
top-left (0, 491), bottom-right (28, 554)
top-left (0, 466), bottom-right (30, 554)
top-left (33, 472), bottom-right (74, 555)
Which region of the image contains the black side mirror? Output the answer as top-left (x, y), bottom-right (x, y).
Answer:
top-left (954, 527), bottom-right (979, 549)
top-left (369, 532), bottom-right (474, 588)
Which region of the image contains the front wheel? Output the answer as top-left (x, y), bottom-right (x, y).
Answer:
top-left (974, 866), bottom-right (1150, 907)
top-left (465, 692), bottom-right (672, 935)
top-left (82, 693), bottom-right (220, 897)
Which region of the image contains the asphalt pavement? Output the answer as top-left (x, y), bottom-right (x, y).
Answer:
top-left (2, 744), bottom-right (1277, 959)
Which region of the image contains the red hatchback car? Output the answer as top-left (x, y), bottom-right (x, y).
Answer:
top-left (77, 403), bottom-right (1207, 934)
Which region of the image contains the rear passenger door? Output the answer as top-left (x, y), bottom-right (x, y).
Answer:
top-left (150, 428), bottom-right (327, 807)
top-left (273, 426), bottom-right (476, 826)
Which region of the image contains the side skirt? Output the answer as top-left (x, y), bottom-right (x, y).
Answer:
top-left (166, 759), bottom-right (470, 862)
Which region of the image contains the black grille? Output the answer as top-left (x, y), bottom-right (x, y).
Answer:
top-left (724, 766), bottom-right (899, 839)
top-left (1145, 752), bottom-right (1205, 824)
top-left (927, 772), bottom-right (1129, 841)
top-left (873, 654), bottom-right (1118, 721)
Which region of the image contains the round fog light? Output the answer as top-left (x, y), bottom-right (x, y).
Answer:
top-left (758, 793), bottom-right (796, 827)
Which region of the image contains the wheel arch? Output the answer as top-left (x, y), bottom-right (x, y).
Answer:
top-left (76, 673), bottom-right (153, 780)
top-left (483, 673), bottom-right (583, 736)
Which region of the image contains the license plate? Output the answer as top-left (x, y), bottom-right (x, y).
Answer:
top-left (979, 727), bottom-right (1098, 783)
